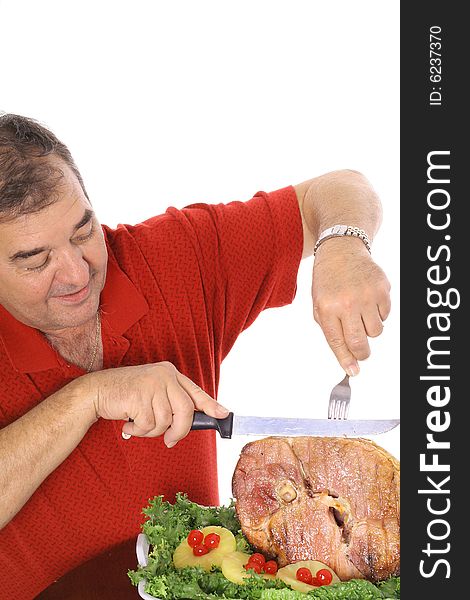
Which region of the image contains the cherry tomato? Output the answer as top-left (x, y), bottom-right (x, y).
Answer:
top-left (192, 543), bottom-right (209, 556)
top-left (316, 568), bottom-right (333, 586)
top-left (248, 553), bottom-right (266, 566)
top-left (296, 567), bottom-right (313, 585)
top-left (187, 529), bottom-right (204, 548)
top-left (263, 560), bottom-right (278, 574)
top-left (203, 533), bottom-right (221, 550)
top-left (245, 561), bottom-right (262, 574)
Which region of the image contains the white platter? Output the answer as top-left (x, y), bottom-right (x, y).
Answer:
top-left (135, 533), bottom-right (158, 600)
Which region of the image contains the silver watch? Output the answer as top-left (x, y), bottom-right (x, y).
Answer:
top-left (313, 225), bottom-right (372, 256)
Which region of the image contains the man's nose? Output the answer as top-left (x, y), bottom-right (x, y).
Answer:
top-left (54, 247), bottom-right (90, 290)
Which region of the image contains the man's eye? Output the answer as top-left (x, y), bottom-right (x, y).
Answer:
top-left (73, 225), bottom-right (95, 243)
top-left (25, 255), bottom-right (50, 272)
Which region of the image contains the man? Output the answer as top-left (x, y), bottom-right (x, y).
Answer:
top-left (0, 113), bottom-right (390, 597)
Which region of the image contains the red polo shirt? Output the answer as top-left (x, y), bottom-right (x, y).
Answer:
top-left (0, 186), bottom-right (303, 599)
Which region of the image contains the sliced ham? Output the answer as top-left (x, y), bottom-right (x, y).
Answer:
top-left (232, 437), bottom-right (400, 582)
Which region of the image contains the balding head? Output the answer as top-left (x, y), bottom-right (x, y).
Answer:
top-left (0, 113), bottom-right (89, 222)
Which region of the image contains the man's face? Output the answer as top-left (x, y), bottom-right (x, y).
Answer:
top-left (0, 158), bottom-right (108, 333)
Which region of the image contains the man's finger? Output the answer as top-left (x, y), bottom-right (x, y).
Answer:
top-left (378, 295), bottom-right (391, 321)
top-left (342, 314), bottom-right (371, 361)
top-left (321, 316), bottom-right (360, 376)
top-left (176, 372), bottom-right (229, 418)
top-left (121, 407), bottom-right (156, 438)
top-left (163, 381), bottom-right (196, 448)
top-left (362, 308), bottom-right (385, 338)
top-left (122, 394), bottom-right (172, 440)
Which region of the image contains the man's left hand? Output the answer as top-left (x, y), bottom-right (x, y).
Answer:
top-left (311, 238), bottom-right (391, 375)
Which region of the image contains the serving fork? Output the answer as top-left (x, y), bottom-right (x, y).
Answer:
top-left (328, 374), bottom-right (351, 419)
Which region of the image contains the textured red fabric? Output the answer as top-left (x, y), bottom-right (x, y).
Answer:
top-left (0, 186), bottom-right (303, 599)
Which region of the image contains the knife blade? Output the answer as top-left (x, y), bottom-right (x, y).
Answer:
top-left (191, 412), bottom-right (400, 438)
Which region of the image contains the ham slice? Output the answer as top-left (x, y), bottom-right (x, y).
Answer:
top-left (232, 437), bottom-right (400, 582)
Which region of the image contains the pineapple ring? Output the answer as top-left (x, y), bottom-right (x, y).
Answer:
top-left (221, 551), bottom-right (276, 585)
top-left (173, 526), bottom-right (236, 571)
top-left (277, 560), bottom-right (340, 593)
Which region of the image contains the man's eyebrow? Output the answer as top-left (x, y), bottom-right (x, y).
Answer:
top-left (9, 209), bottom-right (95, 262)
top-left (10, 247), bottom-right (48, 261)
top-left (73, 209), bottom-right (94, 232)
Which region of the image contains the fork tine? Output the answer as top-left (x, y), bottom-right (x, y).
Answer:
top-left (338, 400), bottom-right (344, 419)
top-left (329, 400), bottom-right (337, 420)
top-left (344, 375), bottom-right (351, 418)
top-left (335, 400), bottom-right (341, 420)
top-left (342, 379), bottom-right (350, 419)
top-left (338, 401), bottom-right (344, 420)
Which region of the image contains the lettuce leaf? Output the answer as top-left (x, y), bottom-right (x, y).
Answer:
top-left (260, 577), bottom-right (400, 599)
top-left (377, 576), bottom-right (400, 598)
top-left (128, 494), bottom-right (400, 600)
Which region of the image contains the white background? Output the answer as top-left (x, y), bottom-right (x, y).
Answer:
top-left (1, 0), bottom-right (399, 506)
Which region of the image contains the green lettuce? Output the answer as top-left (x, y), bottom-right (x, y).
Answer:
top-left (128, 494), bottom-right (400, 600)
top-left (260, 577), bottom-right (400, 599)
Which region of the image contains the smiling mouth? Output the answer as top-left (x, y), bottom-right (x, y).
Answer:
top-left (53, 281), bottom-right (92, 304)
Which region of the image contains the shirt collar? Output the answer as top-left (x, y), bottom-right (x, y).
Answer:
top-left (0, 244), bottom-right (149, 373)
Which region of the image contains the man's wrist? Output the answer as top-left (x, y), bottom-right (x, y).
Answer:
top-left (313, 225), bottom-right (372, 257)
top-left (63, 375), bottom-right (100, 428)
top-left (313, 234), bottom-right (372, 261)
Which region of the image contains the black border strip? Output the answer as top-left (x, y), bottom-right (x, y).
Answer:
top-left (401, 2), bottom-right (465, 595)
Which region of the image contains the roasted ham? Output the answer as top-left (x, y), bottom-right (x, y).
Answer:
top-left (232, 437), bottom-right (400, 582)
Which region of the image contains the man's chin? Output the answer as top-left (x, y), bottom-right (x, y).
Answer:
top-left (49, 292), bottom-right (101, 329)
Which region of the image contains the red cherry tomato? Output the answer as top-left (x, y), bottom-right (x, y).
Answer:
top-left (203, 532), bottom-right (221, 550)
top-left (316, 568), bottom-right (333, 586)
top-left (245, 561), bottom-right (262, 573)
top-left (192, 543), bottom-right (209, 556)
top-left (248, 553), bottom-right (266, 566)
top-left (187, 529), bottom-right (204, 548)
top-left (263, 560), bottom-right (278, 574)
top-left (296, 567), bottom-right (313, 585)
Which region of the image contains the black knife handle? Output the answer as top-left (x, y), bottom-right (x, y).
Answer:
top-left (191, 412), bottom-right (234, 439)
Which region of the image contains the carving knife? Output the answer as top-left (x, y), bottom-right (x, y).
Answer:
top-left (191, 412), bottom-right (400, 438)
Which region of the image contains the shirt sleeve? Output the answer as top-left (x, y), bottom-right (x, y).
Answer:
top-left (166, 185), bottom-right (303, 361)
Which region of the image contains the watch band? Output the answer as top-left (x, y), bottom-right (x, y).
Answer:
top-left (313, 225), bottom-right (372, 256)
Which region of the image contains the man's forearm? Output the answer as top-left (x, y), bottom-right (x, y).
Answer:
top-left (294, 169), bottom-right (390, 375)
top-left (0, 378), bottom-right (96, 529)
top-left (295, 169), bottom-right (383, 258)
top-left (0, 360), bottom-right (227, 529)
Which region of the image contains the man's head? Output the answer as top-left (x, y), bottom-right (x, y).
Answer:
top-left (0, 113), bottom-right (108, 333)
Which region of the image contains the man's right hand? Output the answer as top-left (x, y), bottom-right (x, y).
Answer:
top-left (78, 362), bottom-right (228, 448)
top-left (1, 361), bottom-right (223, 529)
